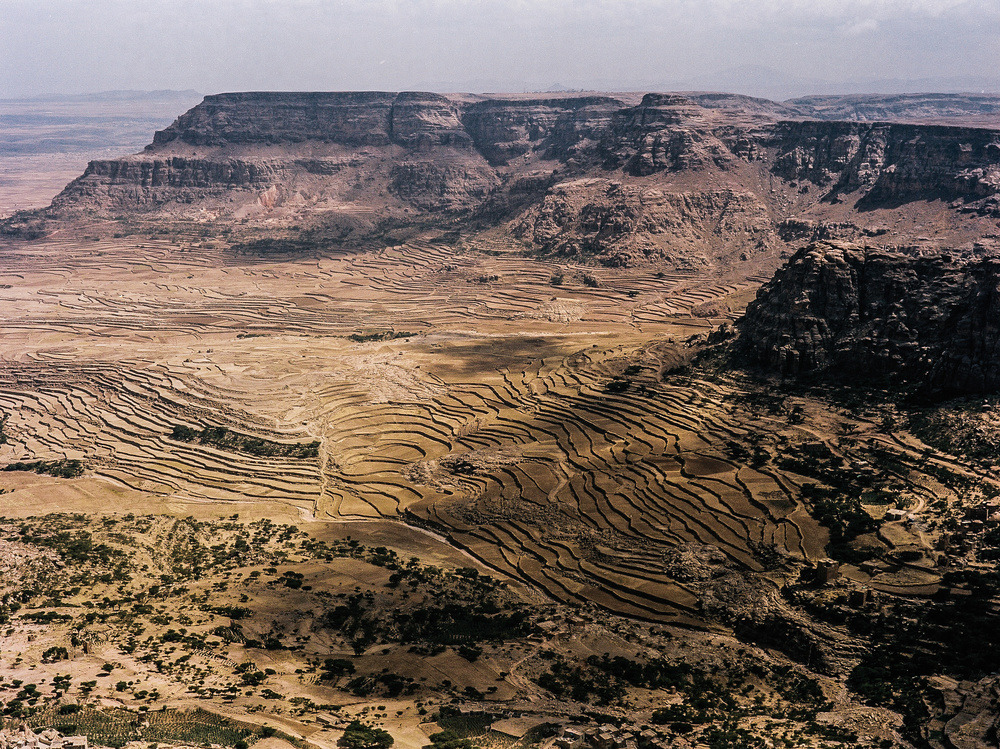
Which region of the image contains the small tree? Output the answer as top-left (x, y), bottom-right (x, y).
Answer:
top-left (321, 658), bottom-right (356, 682)
top-left (339, 721), bottom-right (393, 749)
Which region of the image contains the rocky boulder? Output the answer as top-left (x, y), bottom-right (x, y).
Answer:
top-left (737, 241), bottom-right (1000, 394)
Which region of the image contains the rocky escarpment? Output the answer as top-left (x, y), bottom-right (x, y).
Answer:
top-left (54, 157), bottom-right (282, 210)
top-left (513, 178), bottom-right (777, 267)
top-left (44, 91), bottom-right (643, 224)
top-left (15, 90), bottom-right (1000, 267)
top-left (737, 241), bottom-right (1000, 394)
top-left (150, 91), bottom-right (473, 149)
top-left (786, 93), bottom-right (1000, 124)
top-left (599, 94), bottom-right (736, 175)
top-left (767, 121), bottom-right (1000, 211)
top-left (460, 95), bottom-right (624, 165)
top-left (388, 162), bottom-right (500, 211)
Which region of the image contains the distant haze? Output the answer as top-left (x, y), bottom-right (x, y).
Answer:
top-left (1, 0), bottom-right (998, 100)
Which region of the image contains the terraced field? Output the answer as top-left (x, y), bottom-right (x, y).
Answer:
top-left (0, 232), bottom-right (924, 624)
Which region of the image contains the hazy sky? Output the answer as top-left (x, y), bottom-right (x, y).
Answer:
top-left (1, 0), bottom-right (998, 99)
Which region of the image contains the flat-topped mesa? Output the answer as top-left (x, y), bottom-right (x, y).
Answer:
top-left (638, 92), bottom-right (699, 108)
top-left (785, 92), bottom-right (1000, 123)
top-left (736, 241), bottom-right (1000, 394)
top-left (151, 91), bottom-right (396, 147)
top-left (50, 156), bottom-right (282, 213)
top-left (15, 90), bottom-right (1000, 268)
top-left (150, 91), bottom-right (473, 149)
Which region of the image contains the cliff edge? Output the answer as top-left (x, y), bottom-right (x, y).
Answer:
top-left (736, 241), bottom-right (1000, 394)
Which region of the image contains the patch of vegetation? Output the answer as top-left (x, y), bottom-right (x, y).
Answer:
top-left (322, 585), bottom-right (531, 656)
top-left (208, 605), bottom-right (253, 620)
top-left (28, 706), bottom-right (287, 749)
top-left (432, 707), bottom-right (494, 738)
top-left (338, 720), bottom-right (394, 749)
top-left (301, 546), bottom-right (531, 659)
top-left (537, 654), bottom-right (720, 707)
top-left (604, 379), bottom-right (631, 394)
top-left (772, 441), bottom-right (887, 560)
top-left (170, 424), bottom-right (319, 459)
top-left (21, 611), bottom-right (73, 623)
top-left (348, 330), bottom-right (416, 343)
top-left (424, 730), bottom-right (478, 749)
top-left (20, 526), bottom-right (125, 566)
top-left (908, 402), bottom-right (1000, 464)
top-left (798, 484), bottom-right (877, 561)
top-left (230, 238), bottom-right (323, 255)
top-left (2, 459), bottom-right (85, 478)
top-left (700, 721), bottom-right (768, 749)
top-left (723, 439), bottom-right (768, 469)
top-left (345, 672), bottom-right (416, 698)
top-left (41, 646), bottom-right (68, 662)
top-left (319, 657), bottom-right (356, 682)
top-left (536, 653), bottom-right (828, 719)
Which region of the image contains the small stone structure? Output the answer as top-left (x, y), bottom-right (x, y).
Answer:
top-left (0, 727), bottom-right (88, 749)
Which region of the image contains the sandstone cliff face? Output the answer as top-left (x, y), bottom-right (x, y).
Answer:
top-left (151, 91), bottom-right (400, 147)
top-left (388, 161), bottom-right (500, 211)
top-left (389, 92), bottom-right (472, 149)
top-left (460, 96), bottom-right (624, 165)
top-left (737, 242), bottom-right (1000, 394)
top-left (53, 157), bottom-right (282, 210)
top-left (599, 94), bottom-right (736, 175)
top-left (55, 92), bottom-right (506, 217)
top-left (150, 91), bottom-right (476, 150)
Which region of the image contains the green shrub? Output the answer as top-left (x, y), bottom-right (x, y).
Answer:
top-left (338, 721), bottom-right (393, 749)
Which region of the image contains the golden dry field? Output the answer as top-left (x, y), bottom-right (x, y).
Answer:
top-left (0, 229), bottom-right (900, 749)
top-left (0, 233), bottom-right (786, 616)
top-left (1, 227), bottom-right (996, 749)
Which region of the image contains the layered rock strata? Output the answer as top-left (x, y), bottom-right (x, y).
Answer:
top-left (16, 91), bottom-right (1000, 267)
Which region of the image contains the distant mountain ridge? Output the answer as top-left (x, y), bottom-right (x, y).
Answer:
top-left (6, 90), bottom-right (999, 271)
top-left (0, 90), bottom-right (201, 104)
top-left (0, 90), bottom-right (204, 157)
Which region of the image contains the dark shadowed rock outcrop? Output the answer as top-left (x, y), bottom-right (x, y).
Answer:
top-left (736, 241), bottom-right (1000, 394)
top-left (767, 121), bottom-right (1000, 209)
top-left (150, 91), bottom-right (402, 147)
